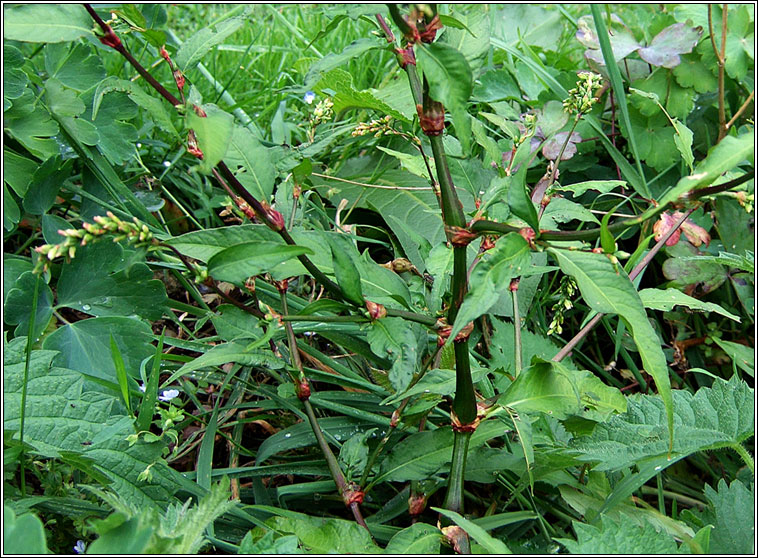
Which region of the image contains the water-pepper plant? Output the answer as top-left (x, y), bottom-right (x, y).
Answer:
top-left (3, 3), bottom-right (754, 554)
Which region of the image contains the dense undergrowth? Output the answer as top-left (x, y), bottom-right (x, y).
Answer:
top-left (3, 3), bottom-right (755, 554)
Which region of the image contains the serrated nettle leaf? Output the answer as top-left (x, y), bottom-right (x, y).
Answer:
top-left (549, 248), bottom-right (674, 449)
top-left (638, 23), bottom-right (703, 68)
top-left (694, 479), bottom-right (755, 555)
top-left (450, 233), bottom-right (530, 341)
top-left (540, 198), bottom-right (600, 230)
top-left (175, 16), bottom-right (244, 71)
top-left (499, 358), bottom-right (626, 421)
top-left (638, 288), bottom-right (740, 322)
top-left (4, 338), bottom-right (183, 510)
top-left (93, 77), bottom-right (178, 137)
top-left (366, 318), bottom-right (419, 393)
top-left (556, 515), bottom-right (678, 555)
top-left (186, 103), bottom-right (234, 174)
top-left (207, 241), bottom-right (313, 285)
top-left (326, 234), bottom-right (363, 305)
top-left (570, 374), bottom-right (753, 470)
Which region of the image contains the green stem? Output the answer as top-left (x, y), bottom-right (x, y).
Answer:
top-left (279, 290), bottom-right (370, 532)
top-left (19, 273), bottom-right (40, 497)
top-left (442, 430), bottom-right (472, 517)
top-left (732, 443), bottom-right (755, 474)
top-left (512, 282), bottom-right (522, 376)
top-left (281, 314), bottom-right (369, 323)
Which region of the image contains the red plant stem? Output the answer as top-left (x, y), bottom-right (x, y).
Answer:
top-left (552, 208), bottom-right (696, 362)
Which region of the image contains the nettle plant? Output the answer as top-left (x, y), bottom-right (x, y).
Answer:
top-left (3, 3), bottom-right (755, 555)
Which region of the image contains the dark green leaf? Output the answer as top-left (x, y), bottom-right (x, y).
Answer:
top-left (557, 516), bottom-right (678, 554)
top-left (327, 235), bottom-right (363, 305)
top-left (385, 523), bottom-right (442, 554)
top-left (42, 317), bottom-right (155, 383)
top-left (4, 271), bottom-right (53, 340)
top-left (56, 242), bottom-right (168, 320)
top-left (207, 242), bottom-right (313, 285)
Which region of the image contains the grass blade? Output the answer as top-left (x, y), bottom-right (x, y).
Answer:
top-left (591, 5), bottom-right (649, 197)
top-left (110, 334), bottom-right (132, 417)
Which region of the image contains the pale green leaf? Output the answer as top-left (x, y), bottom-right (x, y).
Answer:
top-left (659, 130), bottom-right (754, 207)
top-left (549, 248), bottom-right (674, 450)
top-left (711, 338), bottom-right (754, 377)
top-left (499, 358), bottom-right (627, 421)
top-left (433, 508), bottom-right (512, 554)
top-left (639, 288), bottom-right (740, 322)
top-left (167, 224), bottom-right (280, 262)
top-left (168, 342), bottom-right (284, 386)
top-left (174, 17), bottom-right (244, 71)
top-left (3, 506), bottom-right (50, 555)
top-left (224, 125), bottom-right (275, 200)
top-left (186, 103), bottom-right (234, 174)
top-left (314, 68), bottom-right (409, 121)
top-left (554, 180), bottom-right (626, 197)
top-left (3, 4), bottom-right (93, 42)
top-left (366, 318), bottom-right (420, 393)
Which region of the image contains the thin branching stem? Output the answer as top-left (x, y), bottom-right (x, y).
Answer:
top-left (279, 290), bottom-right (371, 532)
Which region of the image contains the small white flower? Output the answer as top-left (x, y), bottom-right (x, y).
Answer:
top-left (74, 540), bottom-right (86, 554)
top-left (138, 382), bottom-right (146, 393)
top-left (303, 91), bottom-right (316, 104)
top-left (163, 160), bottom-right (171, 167)
top-left (159, 389), bottom-right (180, 402)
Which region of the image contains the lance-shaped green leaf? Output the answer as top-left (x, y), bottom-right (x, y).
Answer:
top-left (507, 151), bottom-right (540, 232)
top-left (658, 130), bottom-right (754, 207)
top-left (327, 235), bottom-right (363, 305)
top-left (450, 233), bottom-right (530, 342)
top-left (569, 374), bottom-right (753, 471)
top-left (639, 288), bottom-right (741, 322)
top-left (375, 420), bottom-right (507, 483)
top-left (599, 202), bottom-right (619, 254)
top-left (225, 125), bottom-right (275, 201)
top-left (433, 508), bottom-right (512, 554)
top-left (499, 358), bottom-right (626, 421)
top-left (711, 338), bottom-right (754, 377)
top-left (174, 16), bottom-right (245, 71)
top-left (167, 342), bottom-right (284, 386)
top-left (186, 103), bottom-right (234, 174)
top-left (549, 248), bottom-right (674, 450)
top-left (416, 42), bottom-right (473, 152)
top-left (207, 242), bottom-right (313, 285)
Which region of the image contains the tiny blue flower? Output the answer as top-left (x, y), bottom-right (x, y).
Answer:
top-left (74, 540), bottom-right (86, 554)
top-left (303, 91), bottom-right (316, 105)
top-left (159, 389), bottom-right (180, 402)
